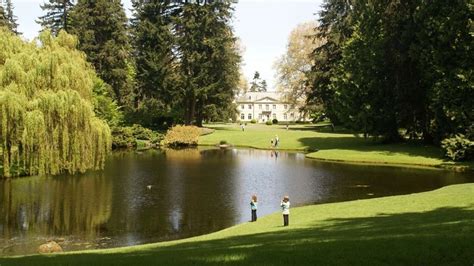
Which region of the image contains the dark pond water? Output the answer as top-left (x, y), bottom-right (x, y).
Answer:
top-left (1, 148), bottom-right (473, 256)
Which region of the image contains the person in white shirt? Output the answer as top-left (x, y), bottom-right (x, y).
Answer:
top-left (250, 195), bottom-right (258, 222)
top-left (280, 195), bottom-right (290, 226)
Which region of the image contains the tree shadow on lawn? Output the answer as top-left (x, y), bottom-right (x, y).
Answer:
top-left (287, 125), bottom-right (355, 134)
top-left (4, 206), bottom-right (473, 265)
top-left (298, 136), bottom-right (444, 160)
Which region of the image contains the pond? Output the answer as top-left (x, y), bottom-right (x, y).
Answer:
top-left (1, 148), bottom-right (472, 256)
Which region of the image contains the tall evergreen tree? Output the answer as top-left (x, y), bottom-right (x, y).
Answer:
top-left (249, 71), bottom-right (267, 92)
top-left (130, 0), bottom-right (179, 126)
top-left (308, 0), bottom-right (353, 124)
top-left (175, 1), bottom-right (240, 126)
top-left (70, 0), bottom-right (131, 105)
top-left (308, 0), bottom-right (473, 143)
top-left (37, 0), bottom-right (75, 35)
top-left (0, 6), bottom-right (9, 29)
top-left (4, 0), bottom-right (19, 34)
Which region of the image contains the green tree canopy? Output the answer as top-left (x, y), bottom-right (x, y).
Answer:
top-left (37, 0), bottom-right (75, 36)
top-left (175, 1), bottom-right (240, 126)
top-left (70, 0), bottom-right (132, 106)
top-left (0, 29), bottom-right (111, 178)
top-left (308, 0), bottom-right (473, 143)
top-left (249, 71), bottom-right (267, 92)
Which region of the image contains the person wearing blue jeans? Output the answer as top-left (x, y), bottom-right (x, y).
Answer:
top-left (250, 195), bottom-right (258, 222)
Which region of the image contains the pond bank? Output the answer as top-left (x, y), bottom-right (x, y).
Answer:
top-left (2, 183), bottom-right (473, 265)
top-left (198, 124), bottom-right (473, 171)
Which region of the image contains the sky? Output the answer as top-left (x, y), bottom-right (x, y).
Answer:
top-left (14, 0), bottom-right (323, 90)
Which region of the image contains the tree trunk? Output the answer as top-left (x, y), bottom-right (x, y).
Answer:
top-left (185, 93), bottom-right (196, 125)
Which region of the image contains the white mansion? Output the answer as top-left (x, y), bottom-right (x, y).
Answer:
top-left (235, 91), bottom-right (309, 122)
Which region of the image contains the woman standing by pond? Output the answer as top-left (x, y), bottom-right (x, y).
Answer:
top-left (250, 195), bottom-right (258, 222)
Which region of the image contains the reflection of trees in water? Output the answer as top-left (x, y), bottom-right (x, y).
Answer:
top-left (164, 148), bottom-right (202, 162)
top-left (0, 174), bottom-right (112, 240)
top-left (104, 148), bottom-right (240, 243)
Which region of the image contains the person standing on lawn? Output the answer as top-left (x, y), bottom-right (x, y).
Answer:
top-left (250, 195), bottom-right (258, 222)
top-left (281, 195), bottom-right (290, 226)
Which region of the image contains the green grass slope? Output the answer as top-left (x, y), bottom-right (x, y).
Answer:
top-left (199, 124), bottom-right (472, 169)
top-left (2, 184), bottom-right (473, 265)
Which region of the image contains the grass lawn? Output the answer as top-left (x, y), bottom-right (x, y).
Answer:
top-left (2, 183), bottom-right (473, 265)
top-left (199, 123), bottom-right (473, 170)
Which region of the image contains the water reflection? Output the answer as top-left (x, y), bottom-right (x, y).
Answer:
top-left (0, 148), bottom-right (472, 256)
top-left (0, 174), bottom-right (112, 254)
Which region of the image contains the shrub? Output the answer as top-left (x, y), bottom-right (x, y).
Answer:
top-left (250, 119), bottom-right (257, 124)
top-left (220, 140), bottom-right (228, 145)
top-left (272, 119), bottom-right (278, 124)
top-left (112, 126), bottom-right (135, 149)
top-left (112, 125), bottom-right (164, 149)
top-left (151, 133), bottom-right (165, 145)
top-left (131, 124), bottom-right (154, 140)
top-left (266, 121), bottom-right (273, 126)
top-left (163, 125), bottom-right (201, 147)
top-left (441, 134), bottom-right (474, 161)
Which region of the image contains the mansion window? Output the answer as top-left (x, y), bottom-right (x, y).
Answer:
top-left (258, 114), bottom-right (262, 119)
top-left (284, 114), bottom-right (287, 120)
top-left (241, 113), bottom-right (245, 119)
top-left (272, 114), bottom-right (276, 119)
top-left (265, 104), bottom-right (269, 110)
top-left (248, 104), bottom-right (252, 109)
top-left (241, 105), bottom-right (245, 109)
top-left (248, 114), bottom-right (252, 120)
top-left (284, 104), bottom-right (287, 109)
top-left (248, 96), bottom-right (251, 100)
top-left (290, 113), bottom-right (294, 118)
top-left (273, 104), bottom-right (276, 109)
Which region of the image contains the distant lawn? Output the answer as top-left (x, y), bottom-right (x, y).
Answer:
top-left (2, 184), bottom-right (473, 265)
top-left (199, 123), bottom-right (472, 170)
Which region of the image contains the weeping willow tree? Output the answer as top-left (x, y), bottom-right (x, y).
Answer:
top-left (0, 28), bottom-right (111, 178)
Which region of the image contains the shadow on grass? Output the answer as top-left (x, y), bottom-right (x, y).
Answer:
top-left (288, 125), bottom-right (355, 134)
top-left (298, 136), bottom-right (444, 160)
top-left (3, 207), bottom-right (473, 265)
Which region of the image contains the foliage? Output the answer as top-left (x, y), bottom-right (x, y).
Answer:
top-left (272, 119), bottom-right (278, 124)
top-left (274, 21), bottom-right (321, 110)
top-left (111, 126), bottom-right (135, 149)
top-left (4, 0), bottom-right (19, 35)
top-left (219, 140), bottom-right (227, 145)
top-left (163, 125), bottom-right (201, 147)
top-left (70, 0), bottom-right (132, 106)
top-left (250, 119), bottom-right (257, 124)
top-left (111, 124), bottom-right (164, 149)
top-left (175, 1), bottom-right (241, 126)
top-left (130, 1), bottom-right (240, 127)
top-left (0, 7), bottom-right (7, 29)
top-left (441, 135), bottom-right (474, 161)
top-left (92, 78), bottom-right (123, 127)
top-left (0, 1), bottom-right (18, 34)
top-left (131, 124), bottom-right (155, 140)
top-left (130, 0), bottom-right (177, 125)
top-left (37, 0), bottom-right (74, 35)
top-left (0, 29), bottom-right (111, 178)
top-left (249, 71), bottom-right (267, 92)
top-left (266, 121), bottom-right (273, 126)
top-left (307, 0), bottom-right (473, 145)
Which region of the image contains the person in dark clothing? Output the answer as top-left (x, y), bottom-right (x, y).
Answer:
top-left (281, 195), bottom-right (290, 226)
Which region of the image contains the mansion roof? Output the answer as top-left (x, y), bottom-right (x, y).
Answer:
top-left (235, 91), bottom-right (287, 103)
